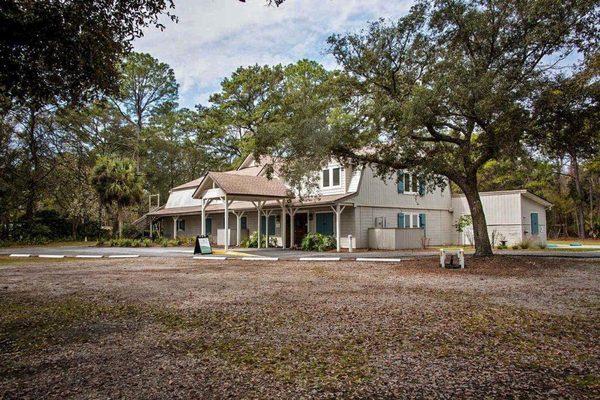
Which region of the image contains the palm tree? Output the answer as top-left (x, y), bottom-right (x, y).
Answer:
top-left (91, 156), bottom-right (144, 238)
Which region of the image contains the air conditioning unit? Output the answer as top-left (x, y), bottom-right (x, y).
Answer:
top-left (374, 217), bottom-right (385, 228)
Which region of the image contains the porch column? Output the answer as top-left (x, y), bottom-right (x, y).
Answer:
top-left (288, 207), bottom-right (298, 249)
top-left (224, 195), bottom-right (230, 253)
top-left (149, 218), bottom-right (153, 238)
top-left (280, 204), bottom-right (286, 249)
top-left (233, 211), bottom-right (245, 246)
top-left (253, 201), bottom-right (264, 249)
top-left (201, 199), bottom-right (206, 236)
top-left (172, 216), bottom-right (178, 239)
top-left (331, 204), bottom-right (347, 253)
top-left (264, 209), bottom-right (276, 249)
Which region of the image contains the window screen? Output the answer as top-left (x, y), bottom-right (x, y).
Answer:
top-left (322, 169), bottom-right (330, 187)
top-left (332, 167), bottom-right (340, 186)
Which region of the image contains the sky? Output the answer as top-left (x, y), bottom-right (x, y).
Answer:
top-left (134, 0), bottom-right (413, 109)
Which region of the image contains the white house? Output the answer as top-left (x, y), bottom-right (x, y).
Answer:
top-left (146, 154), bottom-right (551, 251)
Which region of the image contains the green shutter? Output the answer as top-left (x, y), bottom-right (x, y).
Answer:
top-left (418, 179), bottom-right (425, 196)
top-left (419, 213), bottom-right (426, 228)
top-left (397, 171), bottom-right (405, 193)
top-left (397, 212), bottom-right (405, 228)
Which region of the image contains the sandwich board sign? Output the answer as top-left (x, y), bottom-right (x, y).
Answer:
top-left (194, 235), bottom-right (212, 255)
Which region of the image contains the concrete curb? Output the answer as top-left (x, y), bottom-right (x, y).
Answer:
top-left (38, 255), bottom-right (65, 259)
top-left (193, 256), bottom-right (227, 260)
top-left (298, 257), bottom-right (341, 262)
top-left (241, 257), bottom-right (279, 261)
top-left (9, 254), bottom-right (30, 257)
top-left (108, 255), bottom-right (140, 258)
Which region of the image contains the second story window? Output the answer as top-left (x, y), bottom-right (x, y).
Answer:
top-left (332, 167), bottom-right (340, 186)
top-left (322, 166), bottom-right (342, 188)
top-left (322, 169), bottom-right (330, 187)
top-left (397, 171), bottom-right (425, 195)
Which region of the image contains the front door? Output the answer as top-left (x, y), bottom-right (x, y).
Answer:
top-left (294, 213), bottom-right (308, 246)
top-left (316, 212), bottom-right (334, 236)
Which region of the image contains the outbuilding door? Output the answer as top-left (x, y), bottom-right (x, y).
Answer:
top-left (531, 213), bottom-right (539, 235)
top-left (316, 212), bottom-right (334, 236)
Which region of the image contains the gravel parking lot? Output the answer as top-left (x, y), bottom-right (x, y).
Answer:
top-left (1, 256), bottom-right (598, 399)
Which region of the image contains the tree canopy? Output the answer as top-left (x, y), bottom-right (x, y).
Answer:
top-left (0, 0), bottom-right (176, 107)
top-left (245, 0), bottom-right (600, 255)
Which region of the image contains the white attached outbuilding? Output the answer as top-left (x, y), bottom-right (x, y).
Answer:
top-left (452, 190), bottom-right (552, 246)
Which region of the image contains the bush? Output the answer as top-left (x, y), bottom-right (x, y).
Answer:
top-left (518, 238), bottom-right (532, 249)
top-left (496, 244), bottom-right (508, 250)
top-left (122, 224), bottom-right (143, 239)
top-left (301, 232), bottom-right (336, 252)
top-left (241, 231), bottom-right (278, 248)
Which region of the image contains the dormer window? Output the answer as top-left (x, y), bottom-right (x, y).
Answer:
top-left (322, 166), bottom-right (342, 188)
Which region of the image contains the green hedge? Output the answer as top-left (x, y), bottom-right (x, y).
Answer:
top-left (301, 233), bottom-right (336, 252)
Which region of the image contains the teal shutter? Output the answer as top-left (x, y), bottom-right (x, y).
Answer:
top-left (397, 171), bottom-right (404, 193)
top-left (397, 212), bottom-right (405, 228)
top-left (419, 213), bottom-right (426, 228)
top-left (241, 216), bottom-right (247, 230)
top-left (418, 179), bottom-right (425, 196)
top-left (260, 216), bottom-right (266, 234)
top-left (205, 218), bottom-right (212, 235)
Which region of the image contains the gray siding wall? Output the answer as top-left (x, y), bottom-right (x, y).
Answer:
top-left (353, 206), bottom-right (453, 248)
top-left (353, 166), bottom-right (453, 210)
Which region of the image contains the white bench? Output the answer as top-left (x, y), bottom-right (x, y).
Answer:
top-left (440, 249), bottom-right (465, 269)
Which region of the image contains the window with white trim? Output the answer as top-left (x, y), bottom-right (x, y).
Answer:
top-left (321, 166), bottom-right (342, 188)
top-left (398, 212), bottom-right (425, 228)
top-left (403, 173), bottom-right (419, 194)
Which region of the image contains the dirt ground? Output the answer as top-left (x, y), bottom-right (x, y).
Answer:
top-left (0, 256), bottom-right (598, 399)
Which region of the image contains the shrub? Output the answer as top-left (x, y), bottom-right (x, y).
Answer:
top-left (518, 238), bottom-right (532, 249)
top-left (122, 224), bottom-right (143, 239)
top-left (241, 231), bottom-right (278, 248)
top-left (496, 244), bottom-right (508, 250)
top-left (301, 232), bottom-right (336, 252)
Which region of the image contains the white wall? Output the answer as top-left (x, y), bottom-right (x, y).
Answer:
top-left (451, 192), bottom-right (549, 246)
top-left (521, 196), bottom-right (548, 244)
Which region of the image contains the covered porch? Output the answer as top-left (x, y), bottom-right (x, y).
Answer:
top-left (191, 172), bottom-right (354, 253)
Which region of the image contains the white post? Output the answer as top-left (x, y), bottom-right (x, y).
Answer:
top-left (224, 196), bottom-right (230, 253)
top-left (254, 202), bottom-right (262, 249)
top-left (234, 211), bottom-right (245, 246)
top-left (336, 204), bottom-right (341, 252)
top-left (281, 204), bottom-right (286, 249)
top-left (201, 199), bottom-right (206, 236)
top-left (288, 208), bottom-right (296, 249)
top-left (264, 209), bottom-right (274, 249)
top-left (331, 204), bottom-right (346, 253)
top-left (458, 248), bottom-right (465, 269)
top-left (172, 216), bottom-right (178, 239)
top-left (348, 234), bottom-right (353, 253)
top-left (149, 218), bottom-right (153, 238)
top-left (440, 249), bottom-right (446, 268)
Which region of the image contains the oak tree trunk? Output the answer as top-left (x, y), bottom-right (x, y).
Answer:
top-left (458, 177), bottom-right (494, 256)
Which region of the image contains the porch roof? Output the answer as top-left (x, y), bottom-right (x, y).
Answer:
top-left (192, 171), bottom-right (292, 201)
top-left (147, 193), bottom-right (356, 217)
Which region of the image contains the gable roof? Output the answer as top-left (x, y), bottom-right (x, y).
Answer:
top-left (453, 189), bottom-right (552, 208)
top-left (193, 171), bottom-right (291, 199)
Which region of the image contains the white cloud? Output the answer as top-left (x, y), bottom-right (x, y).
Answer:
top-left (134, 0), bottom-right (413, 107)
